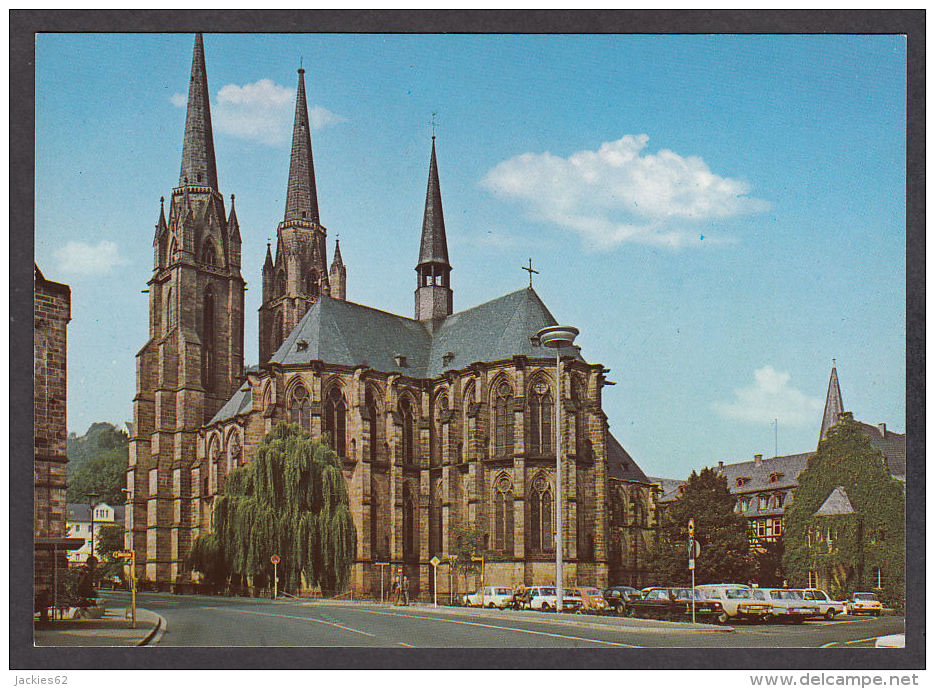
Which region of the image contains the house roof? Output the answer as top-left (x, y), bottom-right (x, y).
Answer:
top-left (814, 486), bottom-right (856, 516)
top-left (716, 452), bottom-right (813, 495)
top-left (649, 477), bottom-right (686, 503)
top-left (268, 287), bottom-right (582, 377)
top-left (66, 503), bottom-right (125, 522)
top-left (859, 422), bottom-right (907, 479)
top-left (606, 432), bottom-right (650, 483)
top-left (208, 380), bottom-right (254, 425)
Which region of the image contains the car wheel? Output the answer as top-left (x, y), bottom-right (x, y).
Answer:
top-left (717, 612), bottom-right (729, 625)
top-left (825, 609), bottom-right (835, 620)
top-left (541, 603), bottom-right (551, 612)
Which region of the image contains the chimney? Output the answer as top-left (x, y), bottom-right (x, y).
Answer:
top-left (877, 422), bottom-right (886, 437)
top-left (754, 453), bottom-right (763, 467)
top-left (718, 460), bottom-right (724, 470)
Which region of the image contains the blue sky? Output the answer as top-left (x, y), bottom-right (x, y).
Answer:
top-left (34, 33), bottom-right (906, 479)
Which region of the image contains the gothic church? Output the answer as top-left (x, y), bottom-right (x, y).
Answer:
top-left (127, 34), bottom-right (655, 597)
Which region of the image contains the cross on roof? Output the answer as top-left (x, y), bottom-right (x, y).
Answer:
top-left (522, 258), bottom-right (539, 287)
top-left (430, 112), bottom-right (438, 139)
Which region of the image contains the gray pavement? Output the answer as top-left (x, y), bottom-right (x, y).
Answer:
top-left (33, 607), bottom-right (163, 647)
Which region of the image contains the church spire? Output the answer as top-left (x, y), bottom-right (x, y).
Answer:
top-left (330, 237), bottom-right (346, 301)
top-left (415, 136), bottom-right (452, 322)
top-left (284, 66), bottom-right (320, 224)
top-left (819, 359), bottom-right (845, 441)
top-left (179, 33), bottom-right (219, 190)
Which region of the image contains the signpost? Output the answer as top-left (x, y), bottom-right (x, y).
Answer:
top-left (375, 562), bottom-right (390, 603)
top-left (270, 554), bottom-right (281, 599)
top-left (471, 556), bottom-right (485, 606)
top-left (687, 519), bottom-right (696, 624)
top-left (112, 550), bottom-right (136, 628)
top-left (429, 556), bottom-right (441, 608)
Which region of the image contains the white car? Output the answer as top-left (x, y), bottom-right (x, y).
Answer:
top-left (846, 592), bottom-right (884, 616)
top-left (700, 586), bottom-right (770, 623)
top-left (802, 589), bottom-right (845, 619)
top-left (462, 586), bottom-right (514, 608)
top-left (754, 588), bottom-right (820, 623)
top-left (524, 586), bottom-right (581, 612)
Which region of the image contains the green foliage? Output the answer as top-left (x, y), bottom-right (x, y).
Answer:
top-left (95, 524), bottom-right (127, 582)
top-left (648, 467), bottom-right (754, 585)
top-left (211, 423), bottom-right (357, 595)
top-left (188, 532), bottom-right (230, 587)
top-left (67, 422), bottom-right (129, 505)
top-left (61, 564), bottom-right (97, 607)
top-left (783, 412), bottom-right (905, 605)
top-left (450, 522), bottom-right (486, 575)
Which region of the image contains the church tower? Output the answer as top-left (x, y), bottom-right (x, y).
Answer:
top-left (414, 137), bottom-right (452, 322)
top-left (330, 238), bottom-right (346, 301)
top-left (128, 33), bottom-right (245, 584)
top-left (819, 360), bottom-right (844, 441)
top-left (259, 66), bottom-right (329, 364)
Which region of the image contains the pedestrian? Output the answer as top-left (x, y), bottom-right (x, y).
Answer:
top-left (402, 574), bottom-right (410, 605)
top-left (390, 574), bottom-right (399, 605)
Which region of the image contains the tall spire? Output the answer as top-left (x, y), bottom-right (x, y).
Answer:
top-left (417, 137), bottom-right (450, 268)
top-left (819, 359), bottom-right (845, 441)
top-left (179, 33), bottom-right (219, 190)
top-left (284, 67), bottom-right (320, 224)
top-left (330, 237), bottom-right (346, 301)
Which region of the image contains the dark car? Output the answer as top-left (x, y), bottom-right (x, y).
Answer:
top-left (627, 588), bottom-right (681, 619)
top-left (671, 587), bottom-right (725, 622)
top-left (603, 585), bottom-right (642, 613)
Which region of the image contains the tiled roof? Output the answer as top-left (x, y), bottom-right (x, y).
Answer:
top-left (716, 452), bottom-right (812, 495)
top-left (649, 476), bottom-right (686, 503)
top-left (66, 503), bottom-right (125, 522)
top-left (208, 381), bottom-right (254, 425)
top-left (858, 423), bottom-right (907, 479)
top-left (606, 433), bottom-right (650, 483)
top-left (268, 288), bottom-right (581, 377)
top-left (813, 486), bottom-right (856, 516)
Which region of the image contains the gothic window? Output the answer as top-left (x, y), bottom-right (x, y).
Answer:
top-left (529, 474), bottom-right (553, 552)
top-left (527, 380), bottom-right (552, 455)
top-left (433, 393), bottom-right (449, 467)
top-left (262, 384), bottom-right (273, 415)
top-left (493, 382), bottom-right (514, 458)
top-left (324, 386), bottom-right (347, 457)
top-left (403, 483), bottom-right (415, 558)
top-left (493, 474), bottom-right (514, 554)
top-left (228, 433), bottom-right (242, 470)
top-left (288, 384), bottom-right (311, 432)
top-left (202, 286), bottom-right (216, 392)
top-left (370, 482), bottom-right (380, 557)
top-left (164, 287), bottom-right (174, 332)
top-left (463, 382), bottom-right (476, 461)
top-left (207, 437), bottom-right (220, 494)
top-left (168, 238), bottom-right (178, 263)
top-left (400, 397), bottom-right (415, 464)
top-left (631, 496), bottom-right (645, 527)
top-left (305, 271), bottom-right (319, 299)
top-left (430, 482), bottom-right (443, 556)
top-left (201, 239), bottom-right (218, 267)
top-left (366, 389), bottom-right (379, 463)
top-left (572, 377), bottom-right (587, 457)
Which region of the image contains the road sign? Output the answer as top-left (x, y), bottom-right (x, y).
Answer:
top-left (112, 551), bottom-right (133, 558)
top-left (429, 556), bottom-right (441, 567)
top-left (687, 539), bottom-right (701, 559)
top-left (270, 554), bottom-right (280, 565)
top-left (688, 518), bottom-right (695, 537)
top-left (688, 558), bottom-right (695, 570)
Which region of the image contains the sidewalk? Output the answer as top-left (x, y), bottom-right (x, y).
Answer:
top-left (33, 607), bottom-right (163, 647)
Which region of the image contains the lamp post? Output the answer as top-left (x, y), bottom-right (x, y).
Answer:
top-left (535, 325), bottom-right (579, 613)
top-left (87, 492), bottom-right (101, 564)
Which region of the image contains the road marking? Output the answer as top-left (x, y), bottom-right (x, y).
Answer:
top-left (397, 642), bottom-right (415, 647)
top-left (820, 635), bottom-right (886, 648)
top-left (202, 606), bottom-right (376, 637)
top-left (357, 609), bottom-right (640, 647)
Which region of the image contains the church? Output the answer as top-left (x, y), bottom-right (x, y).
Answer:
top-left (126, 34), bottom-right (656, 597)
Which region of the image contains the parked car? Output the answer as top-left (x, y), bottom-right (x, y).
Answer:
top-left (845, 592), bottom-right (884, 616)
top-left (699, 585), bottom-right (771, 624)
top-left (626, 587), bottom-right (690, 620)
top-left (462, 586), bottom-right (514, 608)
top-left (802, 589), bottom-right (845, 620)
top-left (523, 586), bottom-right (581, 612)
top-left (671, 587), bottom-right (726, 622)
top-left (571, 587), bottom-right (610, 613)
top-left (603, 585), bottom-right (642, 613)
top-left (753, 588), bottom-right (820, 623)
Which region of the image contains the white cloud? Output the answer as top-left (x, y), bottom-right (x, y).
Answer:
top-left (714, 365), bottom-right (823, 426)
top-left (168, 79), bottom-right (345, 146)
top-left (54, 240), bottom-right (128, 276)
top-left (481, 134), bottom-right (768, 250)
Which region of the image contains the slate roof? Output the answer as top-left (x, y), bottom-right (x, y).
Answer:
top-left (209, 381), bottom-right (253, 425)
top-left (268, 287), bottom-right (581, 377)
top-left (716, 452), bottom-right (812, 494)
top-left (859, 423), bottom-right (907, 479)
top-left (607, 433), bottom-right (650, 483)
top-left (813, 486), bottom-right (856, 516)
top-left (649, 477), bottom-right (686, 503)
top-left (418, 139), bottom-right (450, 268)
top-left (66, 503), bottom-right (125, 522)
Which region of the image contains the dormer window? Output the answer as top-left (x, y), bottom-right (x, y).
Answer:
top-left (736, 477), bottom-right (748, 488)
top-left (394, 354), bottom-right (407, 367)
top-left (296, 339), bottom-right (309, 352)
top-left (442, 351), bottom-right (455, 366)
top-left (769, 472), bottom-right (782, 483)
top-left (757, 494), bottom-right (769, 511)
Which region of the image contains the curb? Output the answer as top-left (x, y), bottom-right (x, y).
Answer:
top-left (136, 611), bottom-right (166, 646)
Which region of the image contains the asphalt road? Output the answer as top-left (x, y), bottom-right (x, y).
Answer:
top-left (101, 591), bottom-right (904, 648)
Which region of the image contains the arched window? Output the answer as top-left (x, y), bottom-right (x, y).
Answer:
top-left (366, 389), bottom-right (379, 463)
top-left (207, 437), bottom-right (220, 494)
top-left (402, 483), bottom-right (415, 558)
top-left (463, 382), bottom-right (476, 461)
top-left (493, 382), bottom-right (514, 457)
top-left (202, 286), bottom-right (216, 392)
top-left (164, 287), bottom-right (174, 332)
top-left (228, 433), bottom-right (242, 470)
top-left (400, 397), bottom-right (415, 464)
top-left (631, 496), bottom-right (645, 527)
top-left (527, 379), bottom-right (552, 455)
top-left (529, 474), bottom-right (553, 552)
top-left (305, 270), bottom-right (319, 299)
top-left (430, 481), bottom-right (443, 556)
top-left (324, 386), bottom-right (347, 457)
top-left (433, 393), bottom-right (449, 467)
top-left (288, 384), bottom-right (311, 431)
top-left (493, 474), bottom-right (514, 553)
top-left (168, 238), bottom-right (178, 263)
top-left (201, 238), bottom-right (218, 267)
top-left (572, 377), bottom-right (587, 457)
top-left (370, 480), bottom-right (381, 558)
top-left (262, 384), bottom-right (274, 415)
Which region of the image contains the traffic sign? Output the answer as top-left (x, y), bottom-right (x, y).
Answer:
top-left (270, 554), bottom-right (281, 565)
top-left (688, 518), bottom-right (695, 537)
top-left (429, 556), bottom-right (441, 567)
top-left (112, 551), bottom-right (133, 558)
top-left (688, 558), bottom-right (695, 570)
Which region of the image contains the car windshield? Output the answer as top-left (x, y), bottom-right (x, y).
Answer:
top-left (725, 589), bottom-right (752, 599)
top-left (494, 588), bottom-right (512, 595)
top-left (540, 588), bottom-right (556, 596)
top-left (855, 593), bottom-right (879, 601)
top-left (750, 590), bottom-right (766, 600)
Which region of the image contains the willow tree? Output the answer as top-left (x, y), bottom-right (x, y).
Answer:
top-left (211, 423), bottom-right (357, 594)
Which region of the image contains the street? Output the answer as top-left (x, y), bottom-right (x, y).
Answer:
top-left (101, 591), bottom-right (904, 648)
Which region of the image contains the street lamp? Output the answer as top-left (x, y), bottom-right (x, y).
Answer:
top-left (87, 492), bottom-right (101, 566)
top-left (535, 324), bottom-right (579, 613)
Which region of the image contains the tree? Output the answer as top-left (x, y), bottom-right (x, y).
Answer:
top-left (449, 522), bottom-right (485, 597)
top-left (783, 412), bottom-right (905, 605)
top-left (648, 467), bottom-right (754, 585)
top-left (67, 422), bottom-right (128, 474)
top-left (210, 423), bottom-right (357, 595)
top-left (96, 524), bottom-right (127, 583)
top-left (67, 449), bottom-right (128, 505)
top-left (188, 532), bottom-right (229, 589)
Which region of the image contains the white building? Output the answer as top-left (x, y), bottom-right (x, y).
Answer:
top-left (65, 502), bottom-right (125, 564)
